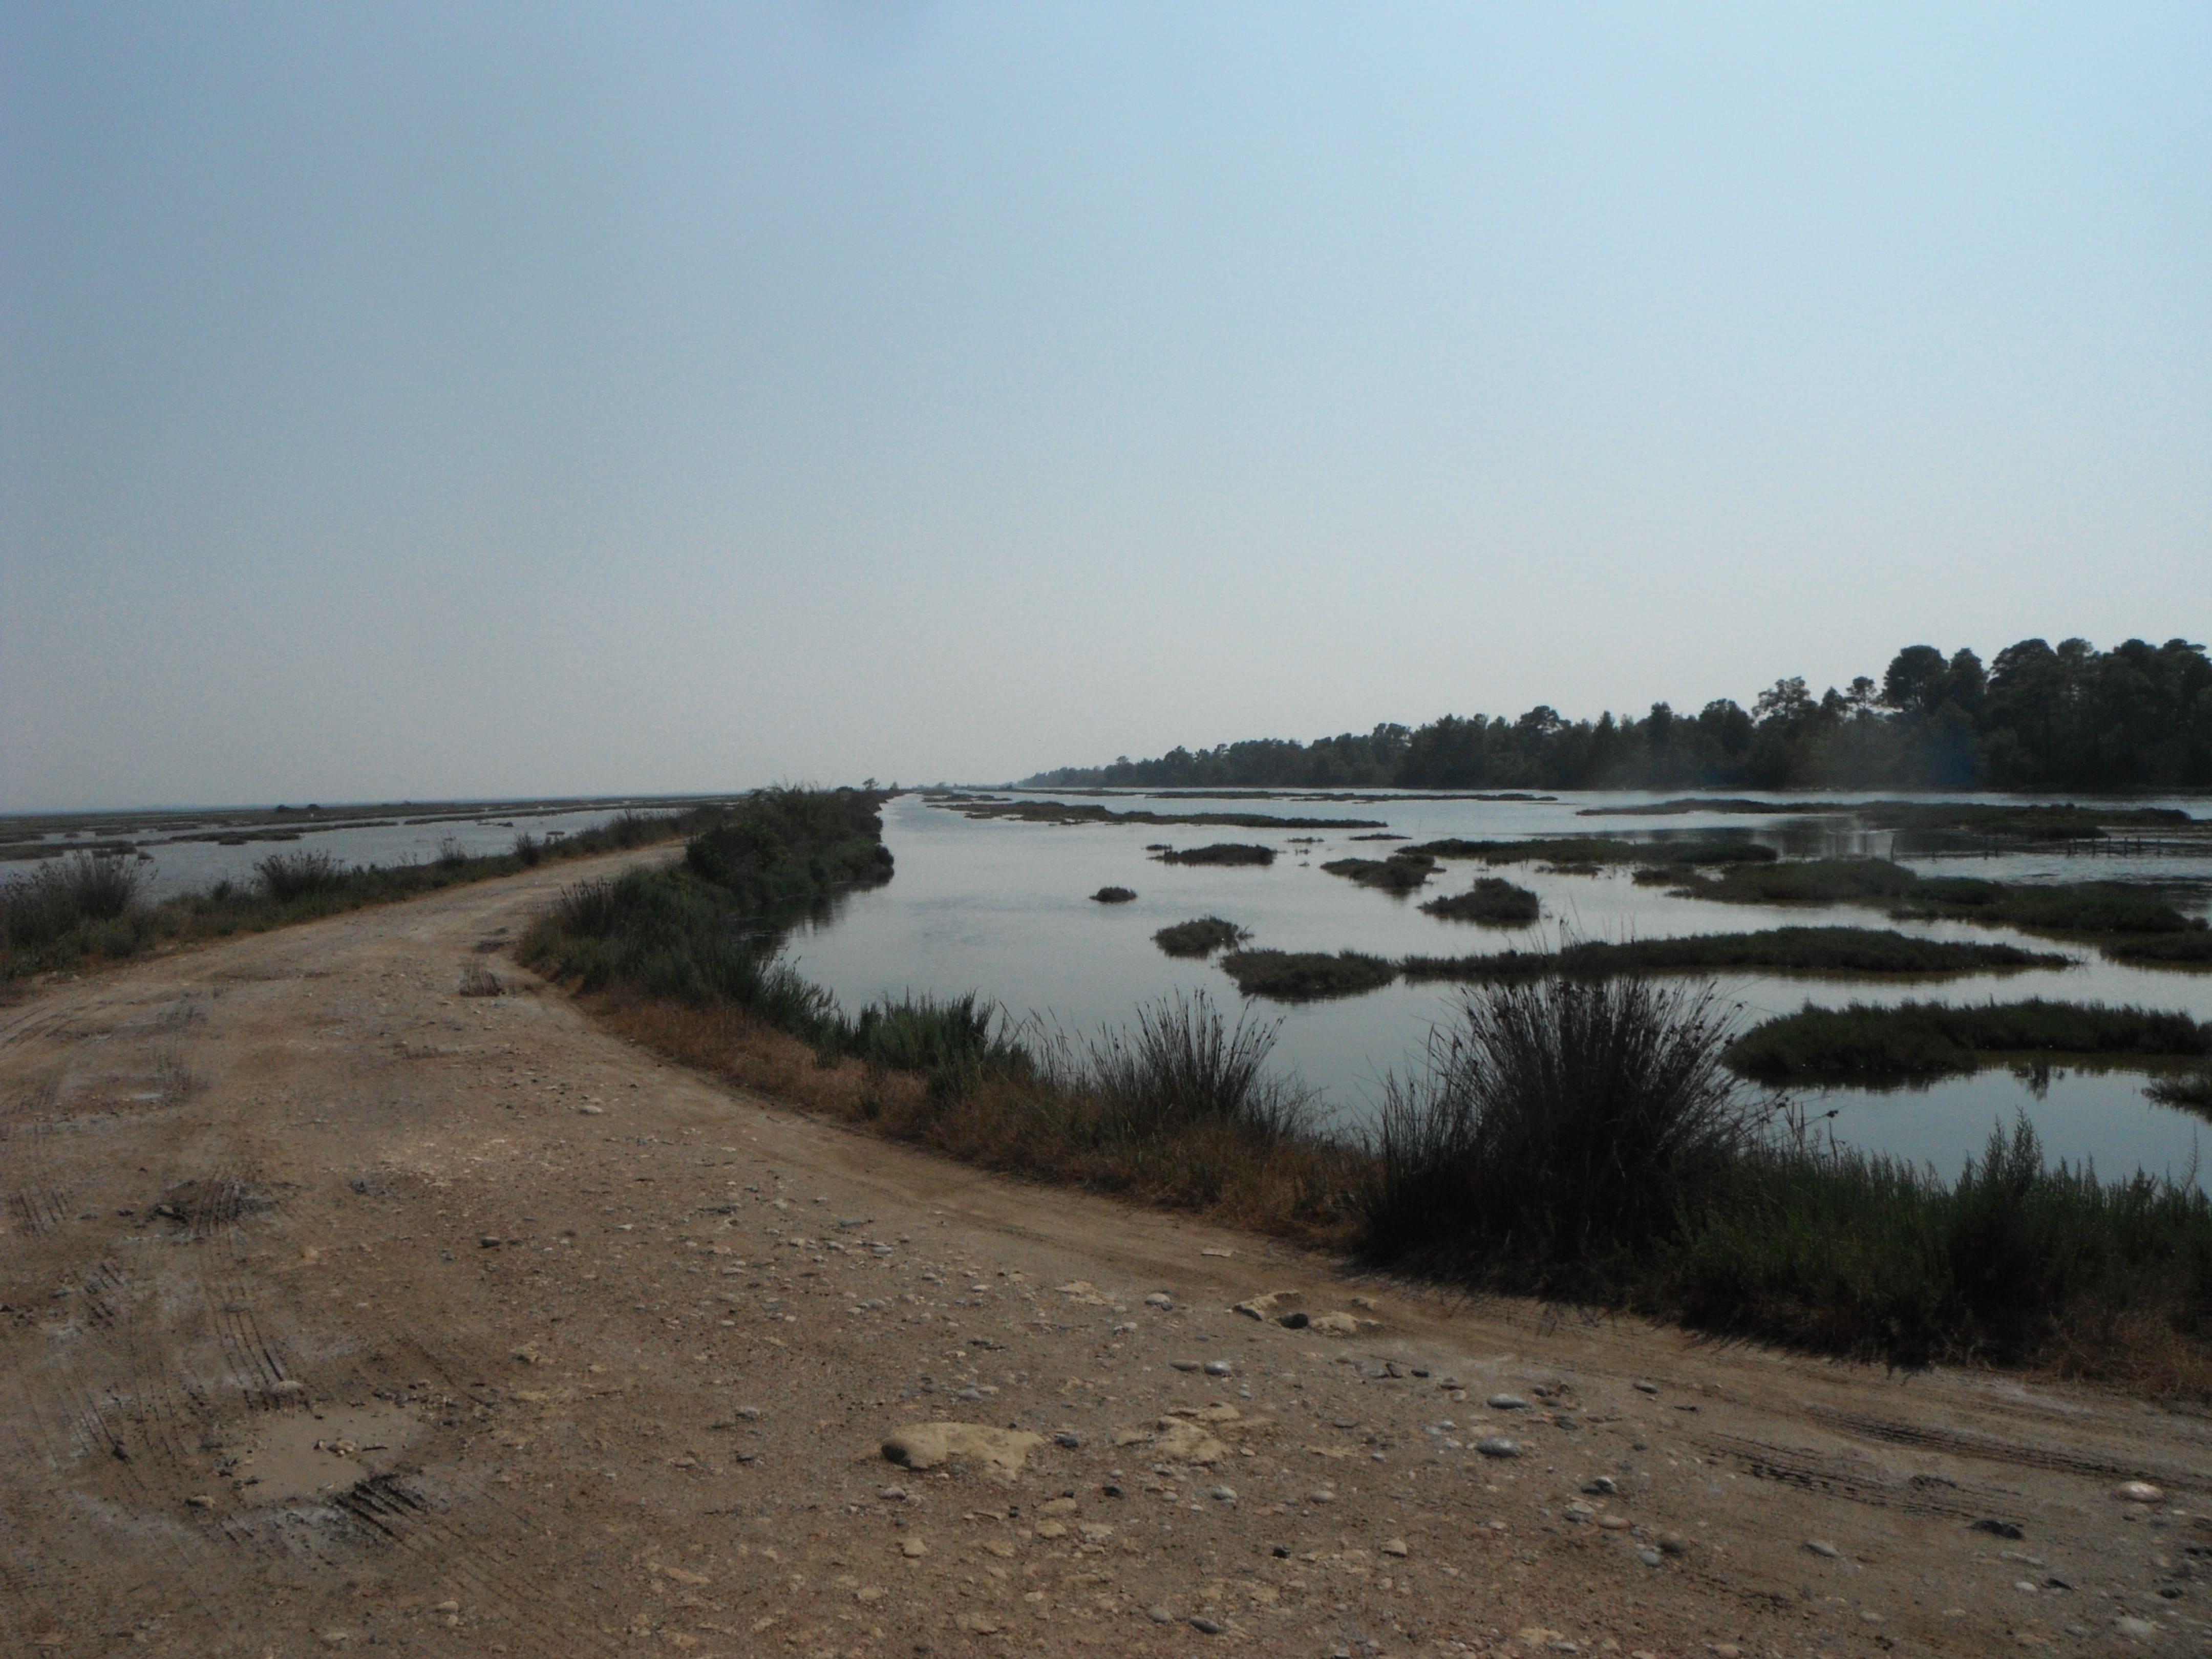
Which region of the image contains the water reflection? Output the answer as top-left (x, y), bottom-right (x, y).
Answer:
top-left (791, 790), bottom-right (2212, 1189)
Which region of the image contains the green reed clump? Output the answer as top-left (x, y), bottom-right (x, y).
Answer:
top-left (1411, 836), bottom-right (1776, 866)
top-left (1671, 1120), bottom-right (2212, 1368)
top-left (1419, 877), bottom-right (1540, 924)
top-left (1402, 926), bottom-right (2069, 984)
top-left (1154, 843), bottom-right (1278, 866)
top-left (1046, 991), bottom-right (1312, 1145)
top-left (257, 849), bottom-right (349, 900)
top-left (0, 852), bottom-right (145, 951)
top-left (2107, 933), bottom-right (2212, 968)
top-left (1154, 917), bottom-right (1250, 958)
top-left (1360, 976), bottom-right (1747, 1293)
top-left (1355, 975), bottom-right (2212, 1372)
top-left (1218, 949), bottom-right (1399, 1001)
top-left (1723, 999), bottom-right (2212, 1084)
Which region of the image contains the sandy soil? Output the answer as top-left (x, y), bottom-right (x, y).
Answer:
top-left (4, 848), bottom-right (2208, 1658)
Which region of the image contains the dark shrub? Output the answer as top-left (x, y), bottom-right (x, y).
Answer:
top-left (1154, 917), bottom-right (1250, 958)
top-left (256, 849), bottom-right (347, 900)
top-left (1362, 975), bottom-right (1747, 1289)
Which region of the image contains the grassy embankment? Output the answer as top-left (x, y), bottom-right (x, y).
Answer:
top-left (521, 791), bottom-right (2212, 1391)
top-left (0, 807), bottom-right (721, 984)
top-left (518, 791), bottom-right (1355, 1231)
top-left (1724, 999), bottom-right (2212, 1085)
top-left (1403, 927), bottom-right (2069, 984)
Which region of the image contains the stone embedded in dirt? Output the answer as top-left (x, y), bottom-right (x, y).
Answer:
top-left (1633, 1379), bottom-right (1658, 1394)
top-left (1563, 1502), bottom-right (1595, 1523)
top-left (1656, 1532), bottom-right (1691, 1557)
top-left (1232, 1290), bottom-right (1302, 1321)
top-left (1972, 1518), bottom-right (2025, 1539)
top-left (1052, 1431), bottom-right (1081, 1449)
top-left (879, 1423), bottom-right (1044, 1479)
top-left (1635, 1547), bottom-right (1663, 1567)
top-left (1487, 1393), bottom-right (1529, 1411)
top-left (1806, 1540), bottom-right (1840, 1558)
top-left (1144, 1292), bottom-right (1173, 1309)
top-left (1381, 1537), bottom-right (1409, 1557)
top-left (2114, 1617), bottom-right (2161, 1639)
top-left (1190, 1616), bottom-right (1226, 1634)
top-left (2115, 1481), bottom-right (2164, 1504)
top-left (1308, 1312), bottom-right (1362, 1336)
top-left (1147, 1606), bottom-right (1174, 1623)
top-left (1153, 1418), bottom-right (1231, 1465)
top-left (1598, 1516), bottom-right (1633, 1531)
top-left (1208, 1485), bottom-right (1237, 1502)
top-left (900, 1538), bottom-right (928, 1558)
top-left (1308, 1488), bottom-right (1336, 1504)
top-left (1582, 1476), bottom-right (1617, 1495)
top-left (1203, 1360), bottom-right (1230, 1377)
top-left (1475, 1437), bottom-right (1521, 1459)
top-left (1171, 1359), bottom-right (1202, 1372)
top-left (1278, 1311), bottom-right (1310, 1329)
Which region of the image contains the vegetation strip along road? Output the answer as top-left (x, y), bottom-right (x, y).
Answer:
top-left (515, 790), bottom-right (2212, 1388)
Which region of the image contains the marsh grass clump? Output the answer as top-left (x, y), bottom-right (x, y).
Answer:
top-left (1154, 917), bottom-right (1251, 958)
top-left (1723, 998), bottom-right (2212, 1084)
top-left (1219, 948), bottom-right (1398, 1001)
top-left (833, 992), bottom-right (1029, 1102)
top-left (1411, 836), bottom-right (1777, 867)
top-left (1154, 842), bottom-right (1278, 866)
top-left (0, 852), bottom-right (144, 950)
top-left (2107, 933), bottom-right (2212, 968)
top-left (1321, 854), bottom-right (1435, 891)
top-left (1671, 1120), bottom-right (2212, 1370)
top-left (1091, 886), bottom-right (1138, 904)
top-left (1362, 976), bottom-right (1748, 1290)
top-left (255, 849), bottom-right (349, 900)
top-left (1401, 927), bottom-right (2071, 984)
top-left (1419, 877), bottom-right (1540, 924)
top-left (1054, 991), bottom-right (1312, 1144)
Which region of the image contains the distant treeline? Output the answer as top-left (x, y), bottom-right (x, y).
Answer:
top-left (1026, 637), bottom-right (2212, 793)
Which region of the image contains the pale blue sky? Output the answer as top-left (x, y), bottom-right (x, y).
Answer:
top-left (4, 4), bottom-right (2206, 809)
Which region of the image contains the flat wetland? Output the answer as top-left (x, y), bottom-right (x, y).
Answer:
top-left (791, 789), bottom-right (2212, 1188)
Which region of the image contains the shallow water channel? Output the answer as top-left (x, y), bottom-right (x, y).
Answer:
top-left (793, 790), bottom-right (2212, 1190)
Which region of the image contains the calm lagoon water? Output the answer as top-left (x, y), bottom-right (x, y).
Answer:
top-left (5, 798), bottom-right (730, 901)
top-left (792, 790), bottom-right (2212, 1189)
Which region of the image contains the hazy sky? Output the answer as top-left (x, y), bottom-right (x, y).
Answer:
top-left (4, 4), bottom-right (2206, 810)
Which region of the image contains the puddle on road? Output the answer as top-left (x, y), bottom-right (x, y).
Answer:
top-left (233, 1401), bottom-right (420, 1504)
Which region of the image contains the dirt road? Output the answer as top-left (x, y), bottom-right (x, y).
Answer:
top-left (4, 849), bottom-right (2206, 1657)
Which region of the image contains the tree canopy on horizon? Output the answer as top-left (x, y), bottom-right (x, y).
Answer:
top-left (1025, 637), bottom-right (2212, 794)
